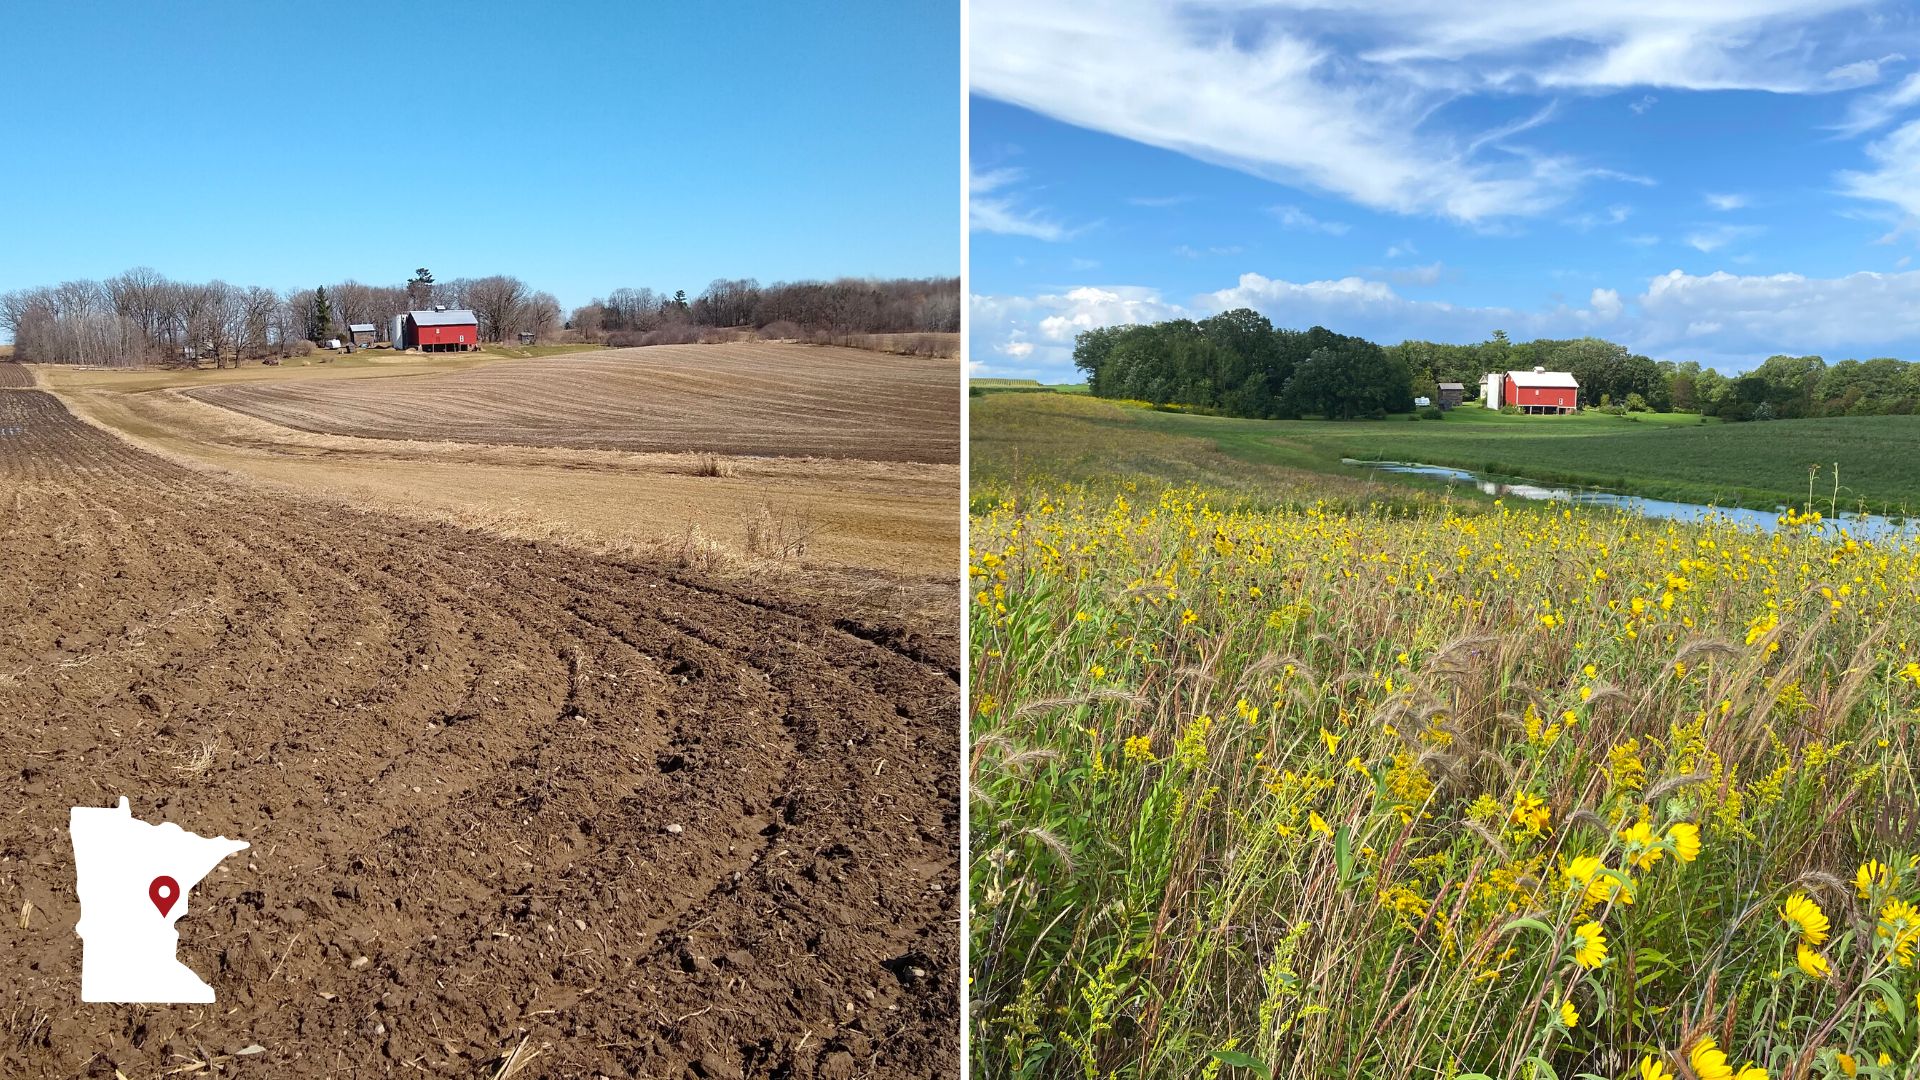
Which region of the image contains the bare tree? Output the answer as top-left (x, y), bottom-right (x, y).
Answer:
top-left (464, 275), bottom-right (530, 342)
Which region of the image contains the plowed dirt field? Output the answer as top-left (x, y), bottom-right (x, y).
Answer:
top-left (186, 345), bottom-right (960, 463)
top-left (0, 386), bottom-right (958, 1078)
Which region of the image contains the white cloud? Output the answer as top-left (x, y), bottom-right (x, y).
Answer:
top-left (1827, 53), bottom-right (1904, 88)
top-left (969, 166), bottom-right (1074, 241)
top-left (1590, 287), bottom-right (1624, 318)
top-left (1834, 69), bottom-right (1920, 136)
top-left (1683, 223), bottom-right (1766, 252)
top-left (1173, 244), bottom-right (1244, 258)
top-left (1629, 94), bottom-right (1660, 115)
top-left (1385, 240), bottom-right (1418, 259)
top-left (1269, 205), bottom-right (1351, 234)
top-left (1839, 118), bottom-right (1920, 218)
top-left (1704, 192), bottom-right (1750, 210)
top-left (1566, 204), bottom-right (1633, 230)
top-left (973, 1), bottom-right (1907, 225)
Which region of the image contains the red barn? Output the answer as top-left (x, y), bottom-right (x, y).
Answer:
top-left (1493, 366), bottom-right (1579, 414)
top-left (398, 307), bottom-right (479, 352)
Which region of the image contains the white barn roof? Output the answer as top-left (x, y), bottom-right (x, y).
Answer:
top-left (409, 308), bottom-right (477, 326)
top-left (1507, 368), bottom-right (1579, 388)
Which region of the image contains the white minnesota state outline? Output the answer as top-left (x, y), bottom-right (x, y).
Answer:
top-left (69, 797), bottom-right (249, 1004)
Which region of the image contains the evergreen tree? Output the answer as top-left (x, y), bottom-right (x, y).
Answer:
top-left (309, 286), bottom-right (334, 342)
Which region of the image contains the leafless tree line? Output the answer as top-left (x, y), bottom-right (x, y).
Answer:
top-left (1, 268), bottom-right (563, 367)
top-left (569, 276), bottom-right (959, 346)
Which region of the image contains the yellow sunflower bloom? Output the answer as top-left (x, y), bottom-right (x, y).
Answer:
top-left (1666, 822), bottom-right (1701, 864)
top-left (1620, 818), bottom-right (1664, 871)
top-left (1781, 891), bottom-right (1831, 946)
top-left (1734, 1065), bottom-right (1768, 1080)
top-left (1835, 1051), bottom-right (1857, 1077)
top-left (1639, 1055), bottom-right (1675, 1080)
top-left (1797, 940), bottom-right (1830, 979)
top-left (1570, 920), bottom-right (1608, 970)
top-left (1857, 859), bottom-right (1893, 899)
top-left (1689, 1038), bottom-right (1733, 1080)
top-left (1559, 998), bottom-right (1578, 1029)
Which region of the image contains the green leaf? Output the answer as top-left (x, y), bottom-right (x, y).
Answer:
top-left (1335, 825), bottom-right (1354, 884)
top-left (1501, 917), bottom-right (1558, 938)
top-left (1208, 1049), bottom-right (1271, 1079)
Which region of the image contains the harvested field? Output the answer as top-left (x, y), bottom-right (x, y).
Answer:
top-left (186, 343), bottom-right (961, 463)
top-left (0, 389), bottom-right (959, 1078)
top-left (0, 361), bottom-right (34, 388)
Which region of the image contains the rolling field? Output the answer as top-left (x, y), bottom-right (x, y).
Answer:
top-left (0, 350), bottom-right (960, 1077)
top-left (970, 394), bottom-right (1920, 1078)
top-left (187, 343), bottom-right (960, 463)
top-left (41, 344), bottom-right (959, 582)
top-left (973, 390), bottom-right (1920, 513)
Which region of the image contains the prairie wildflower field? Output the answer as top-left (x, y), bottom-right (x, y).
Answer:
top-left (969, 476), bottom-right (1920, 1079)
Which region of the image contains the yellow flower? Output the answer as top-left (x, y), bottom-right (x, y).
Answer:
top-left (1796, 940), bottom-right (1829, 979)
top-left (1857, 859), bottom-right (1893, 899)
top-left (1308, 810), bottom-right (1333, 838)
top-left (1689, 1037), bottom-right (1733, 1080)
top-left (1835, 1051), bottom-right (1857, 1077)
top-left (1570, 920), bottom-right (1608, 969)
top-left (1639, 1055), bottom-right (1675, 1080)
top-left (1734, 1066), bottom-right (1768, 1080)
top-left (1878, 1053), bottom-right (1892, 1068)
top-left (1567, 854), bottom-right (1634, 906)
top-left (1666, 822), bottom-right (1701, 864)
top-left (1320, 728), bottom-right (1341, 756)
top-left (1559, 998), bottom-right (1578, 1028)
top-left (1620, 818), bottom-right (1664, 871)
top-left (1181, 608), bottom-right (1198, 625)
top-left (1510, 792), bottom-right (1550, 835)
top-left (1122, 735), bottom-right (1155, 765)
top-left (1782, 891), bottom-right (1831, 946)
top-left (1583, 663), bottom-right (1598, 678)
top-left (1877, 897), bottom-right (1920, 966)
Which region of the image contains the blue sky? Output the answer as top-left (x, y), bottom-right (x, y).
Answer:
top-left (969, 0), bottom-right (1920, 380)
top-left (0, 0), bottom-right (957, 313)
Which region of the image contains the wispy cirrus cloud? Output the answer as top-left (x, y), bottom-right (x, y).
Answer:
top-left (969, 166), bottom-right (1077, 241)
top-left (1269, 204), bottom-right (1350, 235)
top-left (971, 0), bottom-right (1904, 225)
top-left (1683, 223), bottom-right (1766, 252)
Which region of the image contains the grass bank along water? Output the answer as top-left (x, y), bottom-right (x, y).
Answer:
top-left (970, 390), bottom-right (1920, 1079)
top-left (973, 388), bottom-right (1920, 516)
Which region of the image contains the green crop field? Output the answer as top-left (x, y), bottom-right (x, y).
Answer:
top-left (971, 391), bottom-right (1920, 516)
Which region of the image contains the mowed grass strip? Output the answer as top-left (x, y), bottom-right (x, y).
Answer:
top-left (190, 342), bottom-right (960, 463)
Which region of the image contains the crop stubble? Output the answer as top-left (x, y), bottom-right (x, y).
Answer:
top-left (0, 386), bottom-right (958, 1078)
top-left (185, 344), bottom-right (961, 464)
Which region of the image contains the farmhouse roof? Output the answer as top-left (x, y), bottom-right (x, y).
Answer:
top-left (1506, 368), bottom-right (1579, 389)
top-left (347, 323), bottom-right (376, 333)
top-left (409, 308), bottom-right (477, 326)
top-left (1437, 382), bottom-right (1465, 390)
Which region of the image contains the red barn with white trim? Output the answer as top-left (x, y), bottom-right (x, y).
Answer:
top-left (1488, 366), bottom-right (1579, 414)
top-left (398, 307), bottom-right (479, 352)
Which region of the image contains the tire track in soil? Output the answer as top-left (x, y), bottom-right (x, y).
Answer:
top-left (0, 390), bottom-right (958, 1079)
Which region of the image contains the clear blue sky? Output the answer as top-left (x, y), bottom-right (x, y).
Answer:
top-left (970, 0), bottom-right (1920, 380)
top-left (0, 0), bottom-right (957, 312)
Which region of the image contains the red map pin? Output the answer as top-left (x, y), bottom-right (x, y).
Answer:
top-left (149, 875), bottom-right (180, 917)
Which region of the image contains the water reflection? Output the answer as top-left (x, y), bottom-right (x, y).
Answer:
top-left (1346, 459), bottom-right (1918, 542)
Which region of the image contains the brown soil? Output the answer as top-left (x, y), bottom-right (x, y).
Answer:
top-left (0, 389), bottom-right (959, 1078)
top-left (0, 361), bottom-right (34, 387)
top-left (185, 344), bottom-right (961, 464)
